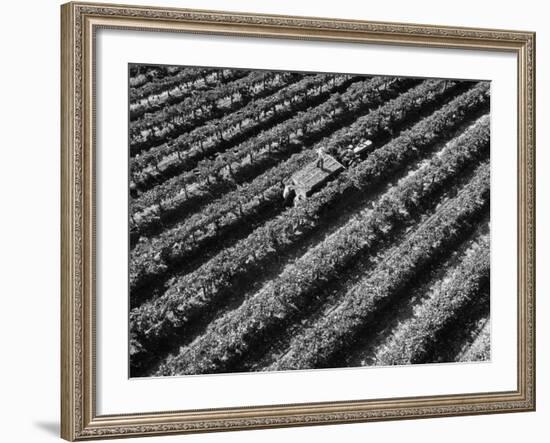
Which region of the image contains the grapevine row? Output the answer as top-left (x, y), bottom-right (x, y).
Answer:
top-left (129, 151), bottom-right (313, 307)
top-left (129, 76), bottom-right (410, 231)
top-left (131, 74), bottom-right (359, 192)
top-left (339, 219), bottom-right (490, 368)
top-left (323, 80), bottom-right (471, 165)
top-left (130, 66), bottom-right (211, 101)
top-left (129, 65), bottom-right (180, 89)
top-left (130, 77), bottom-right (453, 241)
top-left (129, 104), bottom-right (489, 372)
top-left (130, 71), bottom-right (301, 155)
top-left (131, 70), bottom-right (282, 134)
top-left (130, 83), bottom-right (489, 341)
top-left (156, 160), bottom-right (490, 375)
top-left (129, 77), bottom-right (453, 293)
top-left (130, 68), bottom-right (249, 120)
top-left (128, 76), bottom-right (404, 291)
top-left (371, 234), bottom-right (490, 366)
top-left (457, 319), bottom-right (491, 362)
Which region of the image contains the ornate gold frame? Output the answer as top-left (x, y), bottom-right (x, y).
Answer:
top-left (61, 1), bottom-right (536, 440)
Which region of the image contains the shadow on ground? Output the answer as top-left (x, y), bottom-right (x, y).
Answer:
top-left (34, 421), bottom-right (59, 437)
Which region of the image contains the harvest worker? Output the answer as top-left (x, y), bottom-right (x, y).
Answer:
top-left (316, 145), bottom-right (327, 170)
top-left (283, 184), bottom-right (295, 203)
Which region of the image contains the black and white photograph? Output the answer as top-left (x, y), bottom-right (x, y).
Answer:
top-left (128, 64), bottom-right (491, 378)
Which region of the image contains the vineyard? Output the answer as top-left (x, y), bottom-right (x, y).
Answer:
top-left (128, 64), bottom-right (491, 377)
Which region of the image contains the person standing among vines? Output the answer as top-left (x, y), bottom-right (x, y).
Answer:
top-left (316, 145), bottom-right (327, 170)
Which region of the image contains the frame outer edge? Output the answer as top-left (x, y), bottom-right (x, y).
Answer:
top-left (60, 1), bottom-right (536, 439)
top-left (532, 31), bottom-right (536, 411)
top-left (61, 2), bottom-right (77, 441)
top-left (527, 31), bottom-right (536, 411)
top-left (517, 30), bottom-right (535, 411)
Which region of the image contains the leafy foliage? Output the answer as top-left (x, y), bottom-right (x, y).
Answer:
top-left (129, 86), bottom-right (490, 373)
top-left (372, 234), bottom-right (490, 366)
top-left (130, 71), bottom-right (301, 155)
top-left (130, 73), bottom-right (357, 191)
top-left (130, 68), bottom-right (248, 120)
top-left (128, 76), bottom-right (416, 239)
top-left (156, 160), bottom-right (490, 375)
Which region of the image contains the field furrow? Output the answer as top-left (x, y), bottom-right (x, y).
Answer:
top-left (130, 67), bottom-right (221, 101)
top-left (129, 79), bottom-right (471, 307)
top-left (130, 71), bottom-right (301, 155)
top-left (156, 162), bottom-right (489, 375)
top-left (252, 136), bottom-right (490, 371)
top-left (420, 288), bottom-right (490, 363)
top-left (129, 65), bottom-right (180, 89)
top-left (332, 215), bottom-right (489, 369)
top-left (129, 84), bottom-right (489, 352)
top-left (367, 234), bottom-right (489, 366)
top-left (127, 65), bottom-right (492, 378)
top-left (130, 78), bottom-right (463, 245)
top-left (457, 319), bottom-right (491, 362)
top-left (128, 76), bottom-right (414, 242)
top-left (130, 110), bottom-right (489, 375)
top-left (130, 68), bottom-right (249, 119)
top-left (130, 74), bottom-right (363, 193)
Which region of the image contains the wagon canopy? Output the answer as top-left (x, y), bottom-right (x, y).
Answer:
top-left (291, 155), bottom-right (344, 198)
